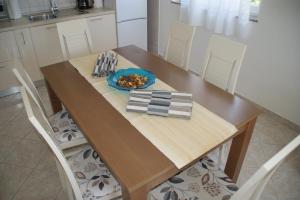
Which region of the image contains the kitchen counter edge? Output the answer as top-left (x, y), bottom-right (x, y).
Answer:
top-left (0, 7), bottom-right (115, 33)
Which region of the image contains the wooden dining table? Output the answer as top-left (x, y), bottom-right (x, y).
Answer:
top-left (41, 45), bottom-right (262, 200)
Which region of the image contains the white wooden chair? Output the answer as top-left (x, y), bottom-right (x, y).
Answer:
top-left (20, 86), bottom-right (122, 200)
top-left (165, 21), bottom-right (196, 70)
top-left (57, 19), bottom-right (94, 60)
top-left (149, 134), bottom-right (300, 200)
top-left (201, 35), bottom-right (247, 94)
top-left (202, 35), bottom-right (247, 169)
top-left (13, 67), bottom-right (87, 150)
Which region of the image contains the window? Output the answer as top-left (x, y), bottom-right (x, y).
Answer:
top-left (175, 0), bottom-right (261, 23)
top-left (250, 0), bottom-right (261, 22)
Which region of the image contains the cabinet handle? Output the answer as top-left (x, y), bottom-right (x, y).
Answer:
top-left (46, 25), bottom-right (57, 30)
top-left (89, 17), bottom-right (103, 22)
top-left (21, 32), bottom-right (26, 45)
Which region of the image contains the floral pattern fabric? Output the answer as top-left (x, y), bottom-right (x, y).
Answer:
top-left (149, 157), bottom-right (238, 200)
top-left (68, 145), bottom-right (122, 200)
top-left (49, 110), bottom-right (86, 146)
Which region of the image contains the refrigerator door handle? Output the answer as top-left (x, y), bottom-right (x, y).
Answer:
top-left (117, 18), bottom-right (147, 23)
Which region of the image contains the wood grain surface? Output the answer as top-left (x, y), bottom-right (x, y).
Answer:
top-left (69, 52), bottom-right (238, 169)
top-left (41, 45), bottom-right (262, 199)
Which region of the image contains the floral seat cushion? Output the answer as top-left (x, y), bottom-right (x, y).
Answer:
top-left (49, 110), bottom-right (86, 146)
top-left (68, 145), bottom-right (122, 200)
top-left (149, 157), bottom-right (238, 200)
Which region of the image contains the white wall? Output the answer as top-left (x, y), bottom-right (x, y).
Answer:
top-left (157, 0), bottom-right (180, 56)
top-left (154, 0), bottom-right (300, 126)
top-left (147, 0), bottom-right (159, 53)
top-left (237, 0), bottom-right (300, 126)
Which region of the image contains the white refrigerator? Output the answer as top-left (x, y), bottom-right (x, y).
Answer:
top-left (104, 0), bottom-right (147, 50)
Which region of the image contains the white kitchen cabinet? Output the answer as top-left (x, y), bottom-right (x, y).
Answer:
top-left (14, 28), bottom-right (42, 81)
top-left (87, 14), bottom-right (117, 53)
top-left (30, 24), bottom-right (64, 67)
top-left (0, 31), bottom-right (20, 91)
top-left (0, 13), bottom-right (118, 93)
top-left (0, 61), bottom-right (22, 91)
top-left (0, 31), bottom-right (19, 63)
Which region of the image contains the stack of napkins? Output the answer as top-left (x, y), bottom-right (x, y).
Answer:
top-left (126, 90), bottom-right (193, 119)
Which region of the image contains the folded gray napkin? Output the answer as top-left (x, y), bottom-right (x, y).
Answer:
top-left (126, 90), bottom-right (193, 119)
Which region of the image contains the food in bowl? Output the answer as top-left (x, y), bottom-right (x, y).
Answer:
top-left (107, 68), bottom-right (156, 91)
top-left (117, 74), bottom-right (148, 89)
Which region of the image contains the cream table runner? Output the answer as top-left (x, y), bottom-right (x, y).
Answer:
top-left (69, 52), bottom-right (237, 169)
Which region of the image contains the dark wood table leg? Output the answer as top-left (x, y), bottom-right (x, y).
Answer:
top-left (121, 183), bottom-right (149, 200)
top-left (225, 117), bottom-right (257, 182)
top-left (130, 188), bottom-right (148, 200)
top-left (122, 187), bottom-right (148, 200)
top-left (45, 80), bottom-right (62, 114)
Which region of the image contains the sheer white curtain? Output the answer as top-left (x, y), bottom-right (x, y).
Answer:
top-left (180, 0), bottom-right (251, 36)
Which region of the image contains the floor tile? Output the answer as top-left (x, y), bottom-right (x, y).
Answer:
top-left (278, 146), bottom-right (300, 172)
top-left (13, 169), bottom-right (62, 200)
top-left (0, 135), bottom-right (20, 163)
top-left (237, 165), bottom-right (257, 186)
top-left (253, 123), bottom-right (284, 145)
top-left (0, 104), bottom-right (24, 135)
top-left (36, 148), bottom-right (59, 174)
top-left (0, 109), bottom-right (33, 139)
top-left (243, 140), bottom-right (267, 168)
top-left (260, 187), bottom-right (278, 200)
top-left (261, 143), bottom-right (283, 161)
top-left (55, 189), bottom-right (69, 200)
top-left (0, 93), bottom-right (22, 110)
top-left (1, 85), bottom-right (300, 200)
top-left (2, 138), bottom-right (48, 168)
top-left (271, 169), bottom-right (300, 200)
top-left (0, 163), bottom-right (33, 200)
top-left (24, 130), bottom-right (43, 142)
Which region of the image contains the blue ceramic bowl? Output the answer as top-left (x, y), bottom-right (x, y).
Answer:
top-left (107, 68), bottom-right (156, 91)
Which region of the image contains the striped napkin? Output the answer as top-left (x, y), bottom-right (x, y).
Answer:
top-left (126, 90), bottom-right (193, 119)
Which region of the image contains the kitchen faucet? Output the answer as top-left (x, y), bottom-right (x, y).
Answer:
top-left (50, 0), bottom-right (59, 17)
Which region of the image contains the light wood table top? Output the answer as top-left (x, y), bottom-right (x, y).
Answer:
top-left (41, 45), bottom-right (262, 200)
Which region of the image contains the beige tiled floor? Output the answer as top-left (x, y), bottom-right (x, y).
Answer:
top-left (0, 85), bottom-right (299, 200)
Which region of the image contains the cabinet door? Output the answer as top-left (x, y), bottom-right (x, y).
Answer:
top-left (0, 61), bottom-right (22, 91)
top-left (87, 14), bottom-right (117, 53)
top-left (14, 28), bottom-right (42, 81)
top-left (0, 31), bottom-right (19, 63)
top-left (30, 24), bottom-right (64, 67)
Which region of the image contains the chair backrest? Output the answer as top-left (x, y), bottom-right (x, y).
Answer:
top-left (165, 21), bottom-right (196, 70)
top-left (13, 67), bottom-right (47, 115)
top-left (232, 134), bottom-right (300, 200)
top-left (201, 35), bottom-right (247, 94)
top-left (57, 19), bottom-right (94, 60)
top-left (20, 87), bottom-right (83, 200)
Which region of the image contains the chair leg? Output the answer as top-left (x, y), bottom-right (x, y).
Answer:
top-left (218, 144), bottom-right (224, 169)
top-left (218, 140), bottom-right (232, 170)
top-left (55, 158), bottom-right (75, 200)
top-left (64, 173), bottom-right (76, 200)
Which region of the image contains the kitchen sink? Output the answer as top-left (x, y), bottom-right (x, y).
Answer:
top-left (28, 12), bottom-right (57, 21)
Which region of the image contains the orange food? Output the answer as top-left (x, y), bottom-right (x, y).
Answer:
top-left (117, 74), bottom-right (148, 88)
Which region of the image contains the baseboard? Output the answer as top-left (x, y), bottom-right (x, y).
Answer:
top-left (236, 93), bottom-right (300, 132)
top-left (0, 87), bottom-right (20, 98)
top-left (0, 80), bottom-right (45, 98)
